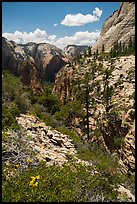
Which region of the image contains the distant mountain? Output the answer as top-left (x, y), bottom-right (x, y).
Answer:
top-left (64, 45), bottom-right (88, 59)
top-left (92, 2), bottom-right (135, 52)
top-left (2, 37), bottom-right (68, 93)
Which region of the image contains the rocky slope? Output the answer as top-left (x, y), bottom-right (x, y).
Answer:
top-left (53, 53), bottom-right (135, 172)
top-left (92, 2), bottom-right (135, 52)
top-left (53, 2), bottom-right (135, 172)
top-left (64, 45), bottom-right (88, 59)
top-left (2, 113), bottom-right (135, 202)
top-left (2, 114), bottom-right (92, 178)
top-left (15, 114), bottom-right (77, 166)
top-left (2, 37), bottom-right (67, 93)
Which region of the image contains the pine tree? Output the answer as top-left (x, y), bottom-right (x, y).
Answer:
top-left (88, 46), bottom-right (92, 57)
top-left (96, 49), bottom-right (99, 58)
top-left (74, 60), bottom-right (98, 140)
top-left (102, 44), bottom-right (105, 52)
top-left (102, 60), bottom-right (114, 113)
top-left (128, 36), bottom-right (135, 54)
top-left (119, 41), bottom-right (122, 56)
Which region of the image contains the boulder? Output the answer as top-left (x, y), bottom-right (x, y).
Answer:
top-left (116, 185), bottom-right (135, 202)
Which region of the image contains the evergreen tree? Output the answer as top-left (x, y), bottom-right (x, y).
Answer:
top-left (110, 37), bottom-right (135, 57)
top-left (88, 46), bottom-right (92, 57)
top-left (132, 36), bottom-right (135, 52)
top-left (119, 41), bottom-right (122, 56)
top-left (128, 36), bottom-right (135, 54)
top-left (74, 60), bottom-right (98, 140)
top-left (96, 49), bottom-right (99, 58)
top-left (102, 44), bottom-right (105, 52)
top-left (102, 60), bottom-right (114, 113)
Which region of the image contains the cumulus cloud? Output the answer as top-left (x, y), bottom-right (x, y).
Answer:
top-left (2, 28), bottom-right (100, 49)
top-left (61, 7), bottom-right (102, 26)
top-left (3, 28), bottom-right (48, 44)
top-left (48, 35), bottom-right (56, 41)
top-left (54, 23), bottom-right (57, 27)
top-left (54, 30), bottom-right (100, 49)
top-left (93, 7), bottom-right (102, 17)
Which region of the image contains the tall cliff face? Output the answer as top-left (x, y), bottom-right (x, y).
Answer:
top-left (64, 45), bottom-right (88, 59)
top-left (2, 37), bottom-right (42, 94)
top-left (53, 52), bottom-right (135, 172)
top-left (2, 37), bottom-right (67, 93)
top-left (92, 2), bottom-right (135, 52)
top-left (53, 2), bottom-right (135, 172)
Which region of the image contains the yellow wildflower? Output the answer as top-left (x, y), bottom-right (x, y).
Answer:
top-left (29, 175), bottom-right (40, 187)
top-left (26, 159), bottom-right (32, 163)
top-left (15, 164), bottom-right (19, 168)
top-left (31, 176), bottom-right (36, 180)
top-left (29, 180), bottom-right (34, 186)
top-left (34, 181), bottom-right (38, 187)
top-left (36, 175), bottom-right (40, 180)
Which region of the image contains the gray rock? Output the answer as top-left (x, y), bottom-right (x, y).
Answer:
top-left (64, 45), bottom-right (88, 59)
top-left (16, 114), bottom-right (78, 166)
top-left (92, 2), bottom-right (135, 52)
top-left (116, 185), bottom-right (135, 202)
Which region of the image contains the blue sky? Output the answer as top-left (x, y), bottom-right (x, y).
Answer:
top-left (2, 2), bottom-right (120, 49)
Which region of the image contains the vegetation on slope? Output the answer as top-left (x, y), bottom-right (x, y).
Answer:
top-left (2, 39), bottom-right (135, 201)
top-left (2, 146), bottom-right (135, 202)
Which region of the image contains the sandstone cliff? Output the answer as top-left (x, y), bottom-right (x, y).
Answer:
top-left (2, 37), bottom-right (42, 94)
top-left (92, 2), bottom-right (135, 52)
top-left (64, 45), bottom-right (88, 59)
top-left (2, 37), bottom-right (67, 93)
top-left (53, 53), bottom-right (135, 172)
top-left (53, 2), bottom-right (135, 172)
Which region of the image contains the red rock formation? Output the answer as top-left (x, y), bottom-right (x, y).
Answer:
top-left (43, 55), bottom-right (66, 82)
top-left (53, 65), bottom-right (75, 104)
top-left (2, 37), bottom-right (67, 94)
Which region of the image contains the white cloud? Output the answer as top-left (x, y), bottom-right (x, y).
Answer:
top-left (54, 31), bottom-right (100, 49)
top-left (93, 7), bottom-right (102, 17)
top-left (54, 23), bottom-right (57, 27)
top-left (2, 32), bottom-right (21, 44)
top-left (61, 7), bottom-right (102, 26)
top-left (2, 28), bottom-right (100, 49)
top-left (3, 28), bottom-right (48, 44)
top-left (48, 35), bottom-right (56, 41)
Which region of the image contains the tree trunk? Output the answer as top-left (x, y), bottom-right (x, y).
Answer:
top-left (85, 87), bottom-right (90, 140)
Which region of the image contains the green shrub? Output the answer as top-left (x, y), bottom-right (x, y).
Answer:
top-left (2, 131), bottom-right (8, 142)
top-left (2, 70), bottom-right (31, 113)
top-left (35, 82), bottom-right (61, 115)
top-left (38, 113), bottom-right (54, 127)
top-left (113, 136), bottom-right (123, 150)
top-left (55, 100), bottom-right (82, 126)
top-left (56, 127), bottom-right (83, 148)
top-left (129, 91), bottom-right (135, 101)
top-left (16, 92), bottom-right (31, 113)
top-left (2, 161), bottom-right (120, 202)
top-left (2, 103), bottom-right (20, 130)
top-left (37, 94), bottom-right (61, 114)
top-left (2, 128), bottom-right (135, 202)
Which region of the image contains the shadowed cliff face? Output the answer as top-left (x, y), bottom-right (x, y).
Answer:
top-left (2, 37), bottom-right (67, 93)
top-left (42, 55), bottom-right (66, 82)
top-left (2, 37), bottom-right (42, 94)
top-left (92, 2), bottom-right (135, 52)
